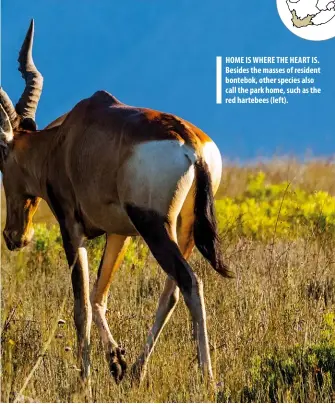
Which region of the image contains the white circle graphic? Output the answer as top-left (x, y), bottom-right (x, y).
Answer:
top-left (277, 0), bottom-right (335, 40)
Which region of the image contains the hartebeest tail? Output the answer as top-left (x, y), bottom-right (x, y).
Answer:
top-left (193, 159), bottom-right (233, 278)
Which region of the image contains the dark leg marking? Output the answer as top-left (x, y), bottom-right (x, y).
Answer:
top-left (46, 182), bottom-right (92, 381)
top-left (125, 204), bottom-right (193, 294)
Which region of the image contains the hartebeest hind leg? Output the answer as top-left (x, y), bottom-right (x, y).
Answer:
top-left (131, 277), bottom-right (179, 382)
top-left (126, 205), bottom-right (213, 382)
top-left (90, 234), bottom-right (130, 383)
top-left (131, 214), bottom-right (195, 382)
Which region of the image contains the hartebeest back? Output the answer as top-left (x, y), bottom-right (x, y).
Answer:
top-left (0, 20), bottom-right (232, 386)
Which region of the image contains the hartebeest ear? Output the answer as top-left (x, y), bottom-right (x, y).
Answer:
top-left (0, 104), bottom-right (14, 143)
top-left (0, 104), bottom-right (14, 166)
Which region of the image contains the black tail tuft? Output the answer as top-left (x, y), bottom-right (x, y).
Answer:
top-left (193, 159), bottom-right (234, 278)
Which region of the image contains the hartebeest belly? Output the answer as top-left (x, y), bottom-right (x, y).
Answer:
top-left (75, 139), bottom-right (196, 236)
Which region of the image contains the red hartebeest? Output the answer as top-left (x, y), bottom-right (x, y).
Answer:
top-left (1, 20), bottom-right (232, 385)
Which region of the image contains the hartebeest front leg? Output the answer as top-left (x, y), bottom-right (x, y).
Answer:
top-left (59, 222), bottom-right (92, 383)
top-left (90, 234), bottom-right (130, 383)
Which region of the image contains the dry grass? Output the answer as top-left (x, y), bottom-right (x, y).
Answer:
top-left (1, 159), bottom-right (335, 403)
top-left (218, 157), bottom-right (335, 198)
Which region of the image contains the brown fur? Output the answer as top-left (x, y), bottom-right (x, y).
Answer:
top-left (8, 91), bottom-right (216, 239)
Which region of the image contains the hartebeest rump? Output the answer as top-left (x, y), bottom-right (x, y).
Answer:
top-left (1, 20), bottom-right (232, 385)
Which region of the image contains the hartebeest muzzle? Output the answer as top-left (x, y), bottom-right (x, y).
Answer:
top-left (3, 228), bottom-right (34, 251)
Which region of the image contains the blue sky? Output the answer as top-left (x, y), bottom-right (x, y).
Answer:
top-left (2, 1), bottom-right (335, 160)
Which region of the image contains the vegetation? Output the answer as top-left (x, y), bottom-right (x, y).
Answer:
top-left (1, 159), bottom-right (335, 402)
top-left (216, 171), bottom-right (335, 240)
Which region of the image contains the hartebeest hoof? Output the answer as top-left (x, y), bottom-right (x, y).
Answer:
top-left (129, 361), bottom-right (147, 386)
top-left (108, 347), bottom-right (127, 383)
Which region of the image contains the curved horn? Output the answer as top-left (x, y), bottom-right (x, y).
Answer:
top-left (0, 88), bottom-right (19, 128)
top-left (15, 19), bottom-right (43, 122)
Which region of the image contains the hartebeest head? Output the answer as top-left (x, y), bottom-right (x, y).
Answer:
top-left (1, 20), bottom-right (43, 250)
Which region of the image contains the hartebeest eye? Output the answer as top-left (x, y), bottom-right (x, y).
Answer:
top-left (0, 104), bottom-right (14, 169)
top-left (0, 144), bottom-right (10, 168)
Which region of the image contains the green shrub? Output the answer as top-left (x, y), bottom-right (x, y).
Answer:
top-left (240, 312), bottom-right (335, 402)
top-left (29, 172), bottom-right (335, 264)
top-left (216, 172), bottom-right (335, 241)
top-left (31, 224), bottom-right (149, 272)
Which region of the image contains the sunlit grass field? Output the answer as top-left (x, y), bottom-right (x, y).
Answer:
top-left (1, 159), bottom-right (335, 402)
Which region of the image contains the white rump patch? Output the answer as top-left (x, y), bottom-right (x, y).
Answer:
top-left (202, 141), bottom-right (222, 195)
top-left (119, 140), bottom-right (196, 215)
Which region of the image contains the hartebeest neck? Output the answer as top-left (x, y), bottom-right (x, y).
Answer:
top-left (13, 127), bottom-right (59, 198)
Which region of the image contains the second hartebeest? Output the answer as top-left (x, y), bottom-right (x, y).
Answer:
top-left (1, 20), bottom-right (232, 385)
